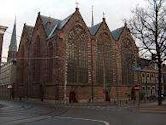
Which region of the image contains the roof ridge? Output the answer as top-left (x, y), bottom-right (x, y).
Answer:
top-left (89, 22), bottom-right (102, 35)
top-left (40, 15), bottom-right (61, 21)
top-left (57, 13), bottom-right (74, 30)
top-left (90, 22), bottom-right (102, 28)
top-left (25, 24), bottom-right (34, 28)
top-left (111, 26), bottom-right (124, 32)
top-left (111, 26), bottom-right (125, 40)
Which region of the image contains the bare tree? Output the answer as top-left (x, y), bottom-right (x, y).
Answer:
top-left (128, 0), bottom-right (166, 105)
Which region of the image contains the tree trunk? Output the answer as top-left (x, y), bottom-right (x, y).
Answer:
top-left (155, 3), bottom-right (162, 106)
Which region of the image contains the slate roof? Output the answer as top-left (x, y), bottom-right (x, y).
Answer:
top-left (40, 15), bottom-right (61, 37)
top-left (40, 14), bottom-right (73, 38)
top-left (137, 58), bottom-right (151, 69)
top-left (138, 58), bottom-right (166, 71)
top-left (111, 27), bottom-right (124, 40)
top-left (89, 23), bottom-right (102, 35)
top-left (58, 14), bottom-right (73, 29)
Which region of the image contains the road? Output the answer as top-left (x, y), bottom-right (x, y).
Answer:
top-left (0, 100), bottom-right (166, 125)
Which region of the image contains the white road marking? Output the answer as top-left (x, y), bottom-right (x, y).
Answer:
top-left (54, 116), bottom-right (110, 125)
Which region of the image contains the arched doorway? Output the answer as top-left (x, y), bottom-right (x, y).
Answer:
top-left (69, 89), bottom-right (78, 103)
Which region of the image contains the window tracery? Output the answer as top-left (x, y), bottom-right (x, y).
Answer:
top-left (96, 33), bottom-right (113, 85)
top-left (33, 36), bottom-right (41, 83)
top-left (122, 39), bottom-right (136, 85)
top-left (67, 25), bottom-right (88, 84)
top-left (47, 42), bottom-right (53, 82)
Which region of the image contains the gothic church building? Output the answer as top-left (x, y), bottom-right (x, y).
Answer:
top-left (16, 8), bottom-right (138, 102)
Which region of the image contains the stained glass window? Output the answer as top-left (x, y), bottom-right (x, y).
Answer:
top-left (67, 25), bottom-right (88, 84)
top-left (96, 33), bottom-right (113, 86)
top-left (33, 36), bottom-right (41, 83)
top-left (122, 39), bottom-right (135, 85)
top-left (47, 42), bottom-right (53, 82)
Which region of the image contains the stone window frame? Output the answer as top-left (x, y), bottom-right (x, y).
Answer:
top-left (47, 41), bottom-right (53, 83)
top-left (96, 32), bottom-right (113, 85)
top-left (32, 35), bottom-right (41, 83)
top-left (66, 25), bottom-right (88, 84)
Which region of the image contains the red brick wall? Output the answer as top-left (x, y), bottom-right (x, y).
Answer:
top-left (16, 10), bottom-right (139, 102)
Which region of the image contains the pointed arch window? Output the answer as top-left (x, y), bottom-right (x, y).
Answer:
top-left (33, 36), bottom-right (41, 83)
top-left (96, 33), bottom-right (113, 85)
top-left (67, 25), bottom-right (88, 84)
top-left (47, 42), bottom-right (53, 82)
top-left (96, 42), bottom-right (104, 84)
top-left (19, 46), bottom-right (25, 84)
top-left (122, 39), bottom-right (136, 85)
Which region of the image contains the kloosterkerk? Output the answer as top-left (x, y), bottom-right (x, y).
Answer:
top-left (0, 7), bottom-right (166, 103)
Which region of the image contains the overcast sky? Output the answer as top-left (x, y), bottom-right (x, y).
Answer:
top-left (0, 0), bottom-right (146, 61)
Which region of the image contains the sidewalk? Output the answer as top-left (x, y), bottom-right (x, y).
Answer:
top-left (139, 101), bottom-right (166, 113)
top-left (23, 98), bottom-right (116, 107)
top-left (14, 98), bottom-right (138, 109)
top-left (6, 98), bottom-right (166, 113)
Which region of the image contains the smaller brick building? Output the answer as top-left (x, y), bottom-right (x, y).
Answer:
top-left (137, 58), bottom-right (166, 99)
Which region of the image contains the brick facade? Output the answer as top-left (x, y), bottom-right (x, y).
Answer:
top-left (137, 59), bottom-right (166, 98)
top-left (16, 8), bottom-right (139, 102)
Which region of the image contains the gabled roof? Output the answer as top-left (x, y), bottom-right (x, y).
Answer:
top-left (58, 14), bottom-right (73, 29)
top-left (111, 27), bottom-right (124, 40)
top-left (18, 24), bottom-right (34, 53)
top-left (40, 15), bottom-right (61, 37)
top-left (21, 24), bottom-right (33, 43)
top-left (24, 25), bottom-right (33, 39)
top-left (137, 58), bottom-right (151, 69)
top-left (40, 13), bottom-right (74, 39)
top-left (137, 59), bottom-right (166, 72)
top-left (89, 23), bottom-right (102, 35)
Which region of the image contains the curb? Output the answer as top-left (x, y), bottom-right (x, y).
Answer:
top-left (139, 106), bottom-right (166, 114)
top-left (139, 109), bottom-right (166, 114)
